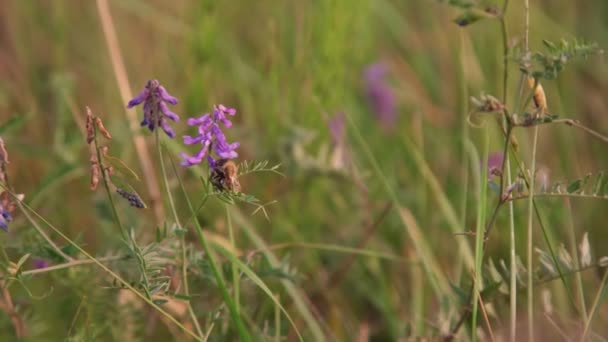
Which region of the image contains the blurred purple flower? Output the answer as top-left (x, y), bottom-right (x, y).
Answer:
top-left (127, 79), bottom-right (179, 138)
top-left (364, 63), bottom-right (396, 127)
top-left (0, 208), bottom-right (12, 232)
top-left (181, 104), bottom-right (240, 167)
top-left (32, 258), bottom-right (50, 269)
top-left (487, 152), bottom-right (504, 177)
top-left (0, 191), bottom-right (15, 232)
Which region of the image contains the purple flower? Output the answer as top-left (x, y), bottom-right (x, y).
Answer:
top-left (364, 63), bottom-right (396, 127)
top-left (181, 104), bottom-right (240, 167)
top-left (0, 208), bottom-right (11, 232)
top-left (0, 191), bottom-right (15, 232)
top-left (487, 152), bottom-right (504, 177)
top-left (127, 80), bottom-right (179, 138)
top-left (32, 258), bottom-right (50, 269)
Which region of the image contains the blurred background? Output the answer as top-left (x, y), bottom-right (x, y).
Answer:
top-left (1, 0), bottom-right (607, 340)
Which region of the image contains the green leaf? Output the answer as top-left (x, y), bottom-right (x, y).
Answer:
top-left (453, 8), bottom-right (495, 27)
top-left (450, 282), bottom-right (470, 305)
top-left (15, 253), bottom-right (31, 274)
top-left (567, 178), bottom-right (583, 194)
top-left (480, 281), bottom-right (503, 301)
top-left (214, 244), bottom-right (304, 342)
top-left (152, 299), bottom-right (168, 306)
top-left (173, 293), bottom-right (193, 301)
top-left (0, 113), bottom-right (29, 135)
top-left (592, 172), bottom-right (604, 195)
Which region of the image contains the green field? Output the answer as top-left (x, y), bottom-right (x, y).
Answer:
top-left (1, 1), bottom-right (607, 340)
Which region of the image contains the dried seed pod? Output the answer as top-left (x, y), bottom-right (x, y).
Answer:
top-left (527, 77), bottom-right (547, 115)
top-left (104, 166), bottom-right (114, 177)
top-left (90, 164), bottom-right (100, 190)
top-left (85, 107), bottom-right (95, 144)
top-left (95, 117), bottom-right (113, 140)
top-left (0, 137), bottom-right (9, 164)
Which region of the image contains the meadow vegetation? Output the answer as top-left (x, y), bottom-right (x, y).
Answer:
top-left (0, 0), bottom-right (608, 340)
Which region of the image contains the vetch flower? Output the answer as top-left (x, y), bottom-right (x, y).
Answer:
top-left (487, 152), bottom-right (504, 177)
top-left (0, 190), bottom-right (23, 232)
top-left (32, 258), bottom-right (50, 269)
top-left (181, 104), bottom-right (240, 167)
top-left (127, 80), bottom-right (179, 138)
top-left (364, 62), bottom-right (396, 127)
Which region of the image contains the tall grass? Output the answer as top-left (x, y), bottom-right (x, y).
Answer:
top-left (0, 0), bottom-right (607, 340)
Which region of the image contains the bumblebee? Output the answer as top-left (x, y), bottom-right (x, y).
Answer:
top-left (209, 159), bottom-right (241, 193)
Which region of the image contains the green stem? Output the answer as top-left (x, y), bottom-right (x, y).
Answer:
top-left (7, 256), bottom-right (124, 277)
top-left (471, 128), bottom-right (490, 341)
top-left (226, 204), bottom-right (240, 314)
top-left (580, 269), bottom-right (608, 341)
top-left (155, 130), bottom-right (204, 338)
top-left (93, 136), bottom-right (127, 241)
top-left (168, 153), bottom-right (251, 341)
top-left (527, 125), bottom-right (539, 342)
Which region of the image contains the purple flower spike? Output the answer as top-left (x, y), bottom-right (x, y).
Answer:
top-left (127, 80), bottom-right (180, 138)
top-left (364, 62), bottom-right (396, 127)
top-left (181, 104), bottom-right (240, 168)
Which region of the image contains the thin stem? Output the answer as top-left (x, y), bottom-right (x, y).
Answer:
top-left (564, 199), bottom-right (588, 322)
top-left (471, 128), bottom-right (490, 341)
top-left (527, 125), bottom-right (539, 342)
top-left (499, 3), bottom-right (518, 339)
top-left (12, 197), bottom-right (72, 262)
top-left (509, 192), bottom-right (608, 202)
top-left (0, 161), bottom-right (71, 262)
top-left (4, 256), bottom-right (125, 278)
top-left (581, 269), bottom-right (608, 341)
top-left (523, 1), bottom-right (533, 340)
top-left (226, 205), bottom-right (240, 314)
top-left (167, 153), bottom-right (251, 341)
top-left (156, 131), bottom-right (204, 338)
top-left (93, 136), bottom-right (127, 241)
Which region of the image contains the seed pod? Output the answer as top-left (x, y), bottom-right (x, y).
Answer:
top-left (90, 164), bottom-right (100, 190)
top-left (527, 77), bottom-right (547, 115)
top-left (0, 137), bottom-right (9, 164)
top-left (85, 107), bottom-right (95, 144)
top-left (95, 117), bottom-right (113, 141)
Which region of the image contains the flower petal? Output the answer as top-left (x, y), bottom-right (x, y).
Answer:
top-left (160, 118), bottom-right (175, 138)
top-left (157, 86), bottom-right (178, 105)
top-left (127, 88), bottom-right (149, 108)
top-left (159, 102), bottom-right (180, 122)
top-left (187, 114), bottom-right (210, 126)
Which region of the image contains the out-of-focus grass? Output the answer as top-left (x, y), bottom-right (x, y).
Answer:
top-left (0, 0), bottom-right (607, 340)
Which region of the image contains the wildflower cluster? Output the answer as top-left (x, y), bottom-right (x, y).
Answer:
top-left (127, 79), bottom-right (180, 138)
top-left (180, 104), bottom-right (240, 168)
